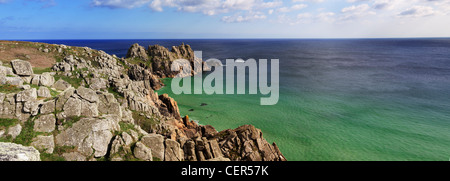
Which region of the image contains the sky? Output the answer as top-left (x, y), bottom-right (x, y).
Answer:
top-left (0, 0), bottom-right (450, 39)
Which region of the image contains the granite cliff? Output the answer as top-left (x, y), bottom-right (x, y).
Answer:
top-left (0, 41), bottom-right (286, 161)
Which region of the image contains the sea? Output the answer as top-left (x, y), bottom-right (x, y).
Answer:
top-left (28, 39), bottom-right (450, 161)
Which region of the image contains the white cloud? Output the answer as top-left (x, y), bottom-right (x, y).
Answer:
top-left (92, 0), bottom-right (151, 9)
top-left (398, 6), bottom-right (435, 17)
top-left (221, 11), bottom-right (267, 23)
top-left (277, 4), bottom-right (307, 13)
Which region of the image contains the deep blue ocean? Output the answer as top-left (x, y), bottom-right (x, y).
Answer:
top-left (28, 39), bottom-right (450, 160)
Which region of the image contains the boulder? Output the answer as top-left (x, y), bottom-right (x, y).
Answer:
top-left (11, 59), bottom-right (33, 76)
top-left (217, 125), bottom-right (287, 161)
top-left (23, 100), bottom-right (41, 116)
top-left (126, 43), bottom-right (148, 62)
top-left (40, 100), bottom-right (55, 114)
top-left (63, 97), bottom-right (82, 117)
top-left (140, 134), bottom-right (165, 161)
top-left (31, 75), bottom-right (40, 85)
top-left (55, 117), bottom-right (119, 158)
top-left (16, 88), bottom-right (37, 102)
top-left (122, 132), bottom-right (133, 146)
top-left (52, 79), bottom-right (71, 91)
top-left (33, 114), bottom-right (56, 133)
top-left (37, 86), bottom-right (52, 98)
top-left (7, 124), bottom-right (22, 139)
top-left (0, 66), bottom-right (14, 77)
top-left (164, 139), bottom-right (183, 161)
top-left (80, 99), bottom-right (98, 117)
top-left (89, 78), bottom-right (107, 90)
top-left (31, 135), bottom-right (55, 154)
top-left (0, 142), bottom-right (40, 161)
top-left (39, 72), bottom-right (55, 87)
top-left (0, 76), bottom-right (23, 86)
top-left (133, 142), bottom-right (153, 161)
top-left (76, 87), bottom-right (98, 103)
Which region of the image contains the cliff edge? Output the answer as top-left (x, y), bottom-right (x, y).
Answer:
top-left (0, 40), bottom-right (286, 161)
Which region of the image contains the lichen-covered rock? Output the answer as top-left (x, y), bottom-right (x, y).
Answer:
top-left (76, 87), bottom-right (98, 103)
top-left (52, 79), bottom-right (71, 91)
top-left (0, 142), bottom-right (40, 161)
top-left (16, 88), bottom-right (37, 102)
top-left (55, 117), bottom-right (119, 158)
top-left (126, 43), bottom-right (148, 62)
top-left (39, 72), bottom-right (55, 87)
top-left (31, 135), bottom-right (55, 154)
top-left (7, 124), bottom-right (22, 139)
top-left (63, 97), bottom-right (82, 117)
top-left (164, 139), bottom-right (183, 161)
top-left (134, 142), bottom-right (152, 161)
top-left (11, 59), bottom-right (33, 76)
top-left (37, 86), bottom-right (51, 98)
top-left (89, 78), bottom-right (108, 90)
top-left (140, 133), bottom-right (165, 161)
top-left (80, 99), bottom-right (98, 117)
top-left (33, 114), bottom-right (56, 133)
top-left (40, 100), bottom-right (55, 115)
top-left (0, 76), bottom-right (23, 86)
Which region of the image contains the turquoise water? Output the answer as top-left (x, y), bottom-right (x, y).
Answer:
top-left (36, 39), bottom-right (450, 161)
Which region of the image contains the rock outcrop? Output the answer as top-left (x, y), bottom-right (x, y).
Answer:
top-left (0, 142), bottom-right (40, 161)
top-left (0, 41), bottom-right (286, 162)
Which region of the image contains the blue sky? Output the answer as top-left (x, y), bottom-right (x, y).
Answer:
top-left (1, 0), bottom-right (450, 39)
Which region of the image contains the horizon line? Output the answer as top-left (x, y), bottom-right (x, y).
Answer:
top-left (2, 37), bottom-right (450, 41)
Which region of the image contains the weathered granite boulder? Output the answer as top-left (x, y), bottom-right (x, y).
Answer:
top-left (63, 97), bottom-right (82, 117)
top-left (80, 99), bottom-right (98, 117)
top-left (33, 114), bottom-right (56, 133)
top-left (39, 72), bottom-right (55, 87)
top-left (7, 124), bottom-right (22, 139)
top-left (0, 66), bottom-right (14, 77)
top-left (164, 139), bottom-right (183, 161)
top-left (0, 142), bottom-right (40, 161)
top-left (31, 135), bottom-right (55, 154)
top-left (52, 79), bottom-right (71, 91)
top-left (126, 43), bottom-right (148, 62)
top-left (55, 117), bottom-right (119, 158)
top-left (11, 59), bottom-right (33, 76)
top-left (134, 142), bottom-right (153, 161)
top-left (23, 100), bottom-right (41, 116)
top-left (0, 76), bottom-right (23, 86)
top-left (16, 88), bottom-right (37, 102)
top-left (37, 86), bottom-right (51, 98)
top-left (76, 87), bottom-right (98, 103)
top-left (40, 100), bottom-right (55, 114)
top-left (218, 125), bottom-right (286, 161)
top-left (89, 78), bottom-right (108, 90)
top-left (140, 133), bottom-right (165, 161)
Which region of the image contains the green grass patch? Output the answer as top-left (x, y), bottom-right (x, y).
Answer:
top-left (0, 84), bottom-right (22, 94)
top-left (0, 118), bottom-right (19, 129)
top-left (107, 87), bottom-right (123, 99)
top-left (13, 119), bottom-right (36, 146)
top-left (62, 116), bottom-right (84, 128)
top-left (54, 74), bottom-right (83, 88)
top-left (40, 152), bottom-right (66, 161)
top-left (33, 67), bottom-right (52, 74)
top-left (132, 111), bottom-right (159, 133)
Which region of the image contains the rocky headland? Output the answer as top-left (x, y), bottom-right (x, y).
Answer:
top-left (0, 40), bottom-right (286, 161)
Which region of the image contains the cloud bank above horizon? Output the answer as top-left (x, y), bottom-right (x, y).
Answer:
top-left (1, 0), bottom-right (450, 39)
